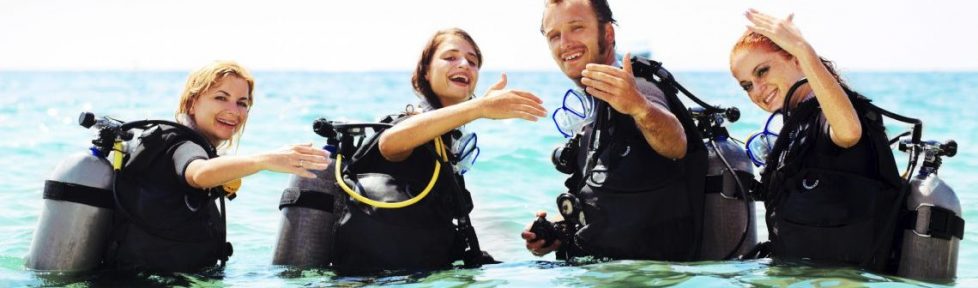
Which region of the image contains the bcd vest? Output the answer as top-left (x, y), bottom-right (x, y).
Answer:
top-left (760, 92), bottom-right (904, 272)
top-left (563, 78), bottom-right (708, 261)
top-left (104, 123), bottom-right (231, 272)
top-left (330, 115), bottom-right (479, 274)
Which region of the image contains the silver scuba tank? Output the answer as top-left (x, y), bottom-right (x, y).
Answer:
top-left (25, 112), bottom-right (121, 272)
top-left (272, 166), bottom-right (343, 268)
top-left (26, 152), bottom-right (115, 272)
top-left (898, 140), bottom-right (963, 282)
top-left (700, 137), bottom-right (757, 260)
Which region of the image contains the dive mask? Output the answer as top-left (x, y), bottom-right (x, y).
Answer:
top-left (745, 112), bottom-right (783, 167)
top-left (452, 131), bottom-right (480, 175)
top-left (551, 89), bottom-right (596, 138)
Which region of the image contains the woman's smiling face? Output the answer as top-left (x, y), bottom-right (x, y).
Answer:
top-left (189, 75), bottom-right (251, 145)
top-left (730, 47), bottom-right (805, 113)
top-left (425, 35), bottom-right (481, 107)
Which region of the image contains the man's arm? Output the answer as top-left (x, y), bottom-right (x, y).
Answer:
top-left (579, 52), bottom-right (686, 159)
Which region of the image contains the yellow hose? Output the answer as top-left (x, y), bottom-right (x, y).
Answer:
top-left (335, 137), bottom-right (448, 209)
top-left (111, 141), bottom-right (124, 171)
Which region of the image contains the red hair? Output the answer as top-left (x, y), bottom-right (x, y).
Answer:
top-left (731, 30), bottom-right (848, 88)
top-left (732, 31), bottom-right (792, 61)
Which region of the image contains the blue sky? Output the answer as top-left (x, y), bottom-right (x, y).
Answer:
top-left (3, 0), bottom-right (976, 71)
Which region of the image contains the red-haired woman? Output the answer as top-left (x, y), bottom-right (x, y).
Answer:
top-left (730, 9), bottom-right (903, 272)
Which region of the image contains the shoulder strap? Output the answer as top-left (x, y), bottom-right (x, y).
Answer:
top-left (630, 58), bottom-right (709, 261)
top-left (759, 99), bottom-right (821, 202)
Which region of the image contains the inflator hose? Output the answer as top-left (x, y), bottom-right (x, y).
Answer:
top-left (334, 136), bottom-right (448, 209)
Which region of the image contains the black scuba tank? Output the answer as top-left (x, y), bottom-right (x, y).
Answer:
top-left (25, 112), bottom-right (121, 272)
top-left (272, 119), bottom-right (346, 268)
top-left (272, 167), bottom-right (342, 268)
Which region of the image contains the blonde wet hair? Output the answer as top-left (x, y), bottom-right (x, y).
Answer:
top-left (175, 60), bottom-right (255, 153)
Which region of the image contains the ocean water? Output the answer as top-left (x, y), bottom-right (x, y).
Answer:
top-left (0, 71), bottom-right (975, 287)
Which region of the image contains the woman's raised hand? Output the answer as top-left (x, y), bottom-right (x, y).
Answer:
top-left (478, 73), bottom-right (547, 121)
top-left (258, 143), bottom-right (331, 178)
top-left (745, 9), bottom-right (814, 59)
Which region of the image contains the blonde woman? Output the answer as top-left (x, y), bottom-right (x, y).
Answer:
top-left (104, 60), bottom-right (329, 272)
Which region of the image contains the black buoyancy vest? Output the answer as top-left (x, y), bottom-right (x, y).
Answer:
top-left (105, 123), bottom-right (229, 272)
top-left (330, 116), bottom-right (472, 274)
top-left (761, 91), bottom-right (903, 272)
top-left (569, 79), bottom-right (708, 261)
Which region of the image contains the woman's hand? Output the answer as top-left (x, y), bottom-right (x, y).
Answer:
top-left (185, 143), bottom-right (331, 189)
top-left (745, 9), bottom-right (815, 61)
top-left (257, 143), bottom-right (331, 178)
top-left (746, 9), bottom-right (862, 148)
top-left (477, 73), bottom-right (547, 121)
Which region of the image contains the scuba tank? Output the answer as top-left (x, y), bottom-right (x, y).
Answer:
top-left (29, 112), bottom-right (234, 273)
top-left (25, 112), bottom-right (124, 272)
top-left (897, 139), bottom-right (963, 282)
top-left (631, 57), bottom-right (756, 260)
top-left (272, 120), bottom-right (346, 268)
top-left (689, 107), bottom-right (758, 260)
top-left (272, 167), bottom-right (341, 267)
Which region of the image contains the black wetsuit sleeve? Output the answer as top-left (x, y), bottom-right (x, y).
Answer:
top-left (172, 141), bottom-right (209, 187)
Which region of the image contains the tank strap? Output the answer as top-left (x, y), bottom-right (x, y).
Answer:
top-left (703, 171), bottom-right (755, 199)
top-left (902, 205), bottom-right (965, 240)
top-left (277, 187), bottom-right (335, 212)
top-left (217, 191), bottom-right (232, 266)
top-left (43, 180), bottom-right (114, 209)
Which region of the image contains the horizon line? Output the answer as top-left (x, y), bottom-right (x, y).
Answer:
top-left (3, 69), bottom-right (977, 73)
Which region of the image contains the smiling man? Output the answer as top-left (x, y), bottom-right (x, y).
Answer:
top-left (522, 0), bottom-right (708, 262)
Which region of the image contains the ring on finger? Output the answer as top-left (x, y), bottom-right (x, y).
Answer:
top-left (298, 159), bottom-right (305, 168)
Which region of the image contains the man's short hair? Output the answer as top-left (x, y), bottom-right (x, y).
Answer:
top-left (545, 0), bottom-right (617, 25)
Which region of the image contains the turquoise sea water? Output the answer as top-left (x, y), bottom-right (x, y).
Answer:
top-left (0, 71), bottom-right (975, 287)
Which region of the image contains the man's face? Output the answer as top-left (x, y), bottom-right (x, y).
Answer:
top-left (542, 0), bottom-right (612, 85)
